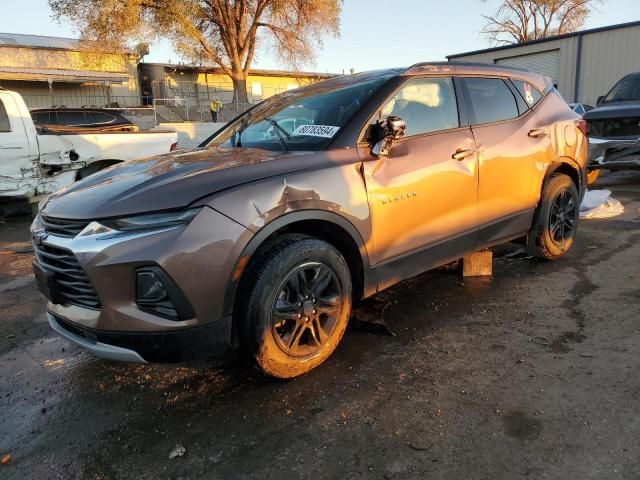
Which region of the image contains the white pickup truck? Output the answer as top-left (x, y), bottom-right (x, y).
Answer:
top-left (0, 88), bottom-right (178, 203)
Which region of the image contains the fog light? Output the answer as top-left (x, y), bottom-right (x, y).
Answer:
top-left (137, 271), bottom-right (168, 303)
top-left (136, 267), bottom-right (195, 321)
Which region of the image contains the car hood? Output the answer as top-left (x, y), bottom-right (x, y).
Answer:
top-left (584, 102), bottom-right (640, 120)
top-left (42, 147), bottom-right (316, 219)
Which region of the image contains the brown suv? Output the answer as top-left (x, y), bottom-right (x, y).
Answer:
top-left (32, 62), bottom-right (587, 378)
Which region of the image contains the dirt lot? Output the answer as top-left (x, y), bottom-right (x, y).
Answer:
top-left (1, 172), bottom-right (639, 480)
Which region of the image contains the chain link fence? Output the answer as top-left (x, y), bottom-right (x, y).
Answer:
top-left (152, 97), bottom-right (253, 123)
top-left (19, 92), bottom-right (254, 128)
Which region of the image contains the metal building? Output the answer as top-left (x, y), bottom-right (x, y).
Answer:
top-left (447, 21), bottom-right (640, 107)
top-left (0, 33), bottom-right (141, 108)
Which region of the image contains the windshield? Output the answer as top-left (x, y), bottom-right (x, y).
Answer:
top-left (603, 75), bottom-right (640, 103)
top-left (205, 78), bottom-right (387, 152)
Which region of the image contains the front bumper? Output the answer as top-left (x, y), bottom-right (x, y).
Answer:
top-left (588, 136), bottom-right (640, 170)
top-left (48, 311), bottom-right (234, 362)
top-left (33, 206), bottom-right (251, 362)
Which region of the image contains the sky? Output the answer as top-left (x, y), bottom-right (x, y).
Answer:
top-left (0, 0), bottom-right (638, 73)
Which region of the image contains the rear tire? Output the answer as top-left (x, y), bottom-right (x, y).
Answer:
top-left (526, 174), bottom-right (579, 260)
top-left (238, 234), bottom-right (352, 379)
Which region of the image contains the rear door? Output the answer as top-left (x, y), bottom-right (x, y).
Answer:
top-left (461, 77), bottom-right (550, 240)
top-left (361, 76), bottom-right (479, 275)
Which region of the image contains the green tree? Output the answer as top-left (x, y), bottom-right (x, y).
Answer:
top-left (50, 0), bottom-right (342, 102)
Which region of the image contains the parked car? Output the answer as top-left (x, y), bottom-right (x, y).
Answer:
top-left (31, 107), bottom-right (138, 132)
top-left (568, 103), bottom-right (594, 116)
top-left (33, 63), bottom-right (588, 378)
top-left (584, 71), bottom-right (640, 185)
top-left (0, 88), bottom-right (178, 202)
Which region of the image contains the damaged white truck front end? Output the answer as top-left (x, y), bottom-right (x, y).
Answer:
top-left (0, 88), bottom-right (178, 203)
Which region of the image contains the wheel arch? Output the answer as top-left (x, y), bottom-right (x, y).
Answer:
top-left (541, 158), bottom-right (584, 202)
top-left (223, 210), bottom-right (373, 323)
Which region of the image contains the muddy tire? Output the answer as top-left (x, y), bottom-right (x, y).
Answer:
top-left (527, 174), bottom-right (579, 260)
top-left (586, 169), bottom-right (601, 187)
top-left (238, 234), bottom-right (352, 379)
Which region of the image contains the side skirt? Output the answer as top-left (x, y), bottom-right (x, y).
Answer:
top-left (367, 209), bottom-right (535, 295)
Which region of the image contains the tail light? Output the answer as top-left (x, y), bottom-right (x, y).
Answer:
top-left (170, 142), bottom-right (178, 152)
top-left (577, 119), bottom-right (588, 136)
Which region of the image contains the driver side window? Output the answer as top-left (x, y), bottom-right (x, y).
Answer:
top-left (381, 77), bottom-right (459, 137)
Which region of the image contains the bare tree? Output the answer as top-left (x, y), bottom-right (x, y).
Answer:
top-left (481, 0), bottom-right (599, 45)
top-left (49, 0), bottom-right (342, 102)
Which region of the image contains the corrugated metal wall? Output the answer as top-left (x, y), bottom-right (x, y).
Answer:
top-left (496, 50), bottom-right (561, 85)
top-left (450, 37), bottom-right (579, 102)
top-left (449, 24), bottom-right (640, 107)
top-left (578, 27), bottom-right (640, 106)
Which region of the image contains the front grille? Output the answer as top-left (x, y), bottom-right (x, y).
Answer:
top-left (41, 216), bottom-right (89, 238)
top-left (34, 243), bottom-right (101, 309)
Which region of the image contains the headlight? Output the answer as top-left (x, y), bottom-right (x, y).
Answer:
top-left (100, 207), bottom-right (201, 232)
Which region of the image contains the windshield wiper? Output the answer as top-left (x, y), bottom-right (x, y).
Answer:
top-left (263, 116), bottom-right (290, 152)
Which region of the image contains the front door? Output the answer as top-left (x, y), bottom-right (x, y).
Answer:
top-left (360, 76), bottom-right (479, 287)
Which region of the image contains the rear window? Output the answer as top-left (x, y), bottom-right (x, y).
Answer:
top-left (86, 112), bottom-right (116, 124)
top-left (31, 111), bottom-right (51, 125)
top-left (464, 78), bottom-right (519, 125)
top-left (55, 111), bottom-right (87, 126)
top-left (512, 80), bottom-right (544, 107)
top-left (0, 100), bottom-right (10, 132)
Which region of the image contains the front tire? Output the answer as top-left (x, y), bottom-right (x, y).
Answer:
top-left (238, 234), bottom-right (352, 379)
top-left (526, 174), bottom-right (579, 260)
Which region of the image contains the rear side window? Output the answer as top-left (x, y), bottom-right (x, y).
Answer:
top-left (0, 100), bottom-right (10, 132)
top-left (380, 77), bottom-right (459, 136)
top-left (463, 78), bottom-right (519, 125)
top-left (512, 80), bottom-right (544, 107)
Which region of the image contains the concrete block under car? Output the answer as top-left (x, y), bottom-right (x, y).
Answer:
top-left (462, 250), bottom-right (493, 277)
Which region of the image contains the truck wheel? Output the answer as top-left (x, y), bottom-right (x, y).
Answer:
top-left (586, 169), bottom-right (601, 187)
top-left (238, 234), bottom-right (352, 379)
top-left (527, 174), bottom-right (579, 260)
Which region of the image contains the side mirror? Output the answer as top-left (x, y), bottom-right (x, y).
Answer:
top-left (371, 115), bottom-right (406, 157)
top-left (596, 95), bottom-right (605, 106)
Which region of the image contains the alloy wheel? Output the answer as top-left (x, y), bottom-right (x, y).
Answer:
top-left (271, 262), bottom-right (343, 357)
top-left (549, 189), bottom-right (577, 245)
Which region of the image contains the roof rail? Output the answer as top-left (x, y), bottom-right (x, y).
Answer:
top-left (410, 60), bottom-right (529, 73)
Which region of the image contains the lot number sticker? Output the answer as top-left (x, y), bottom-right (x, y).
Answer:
top-left (292, 125), bottom-right (340, 138)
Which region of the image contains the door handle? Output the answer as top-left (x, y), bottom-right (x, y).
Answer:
top-left (452, 148), bottom-right (475, 161)
top-left (0, 144), bottom-right (24, 150)
top-left (528, 128), bottom-right (547, 138)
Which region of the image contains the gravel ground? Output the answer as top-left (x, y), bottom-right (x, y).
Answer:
top-left (0, 171), bottom-right (639, 480)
